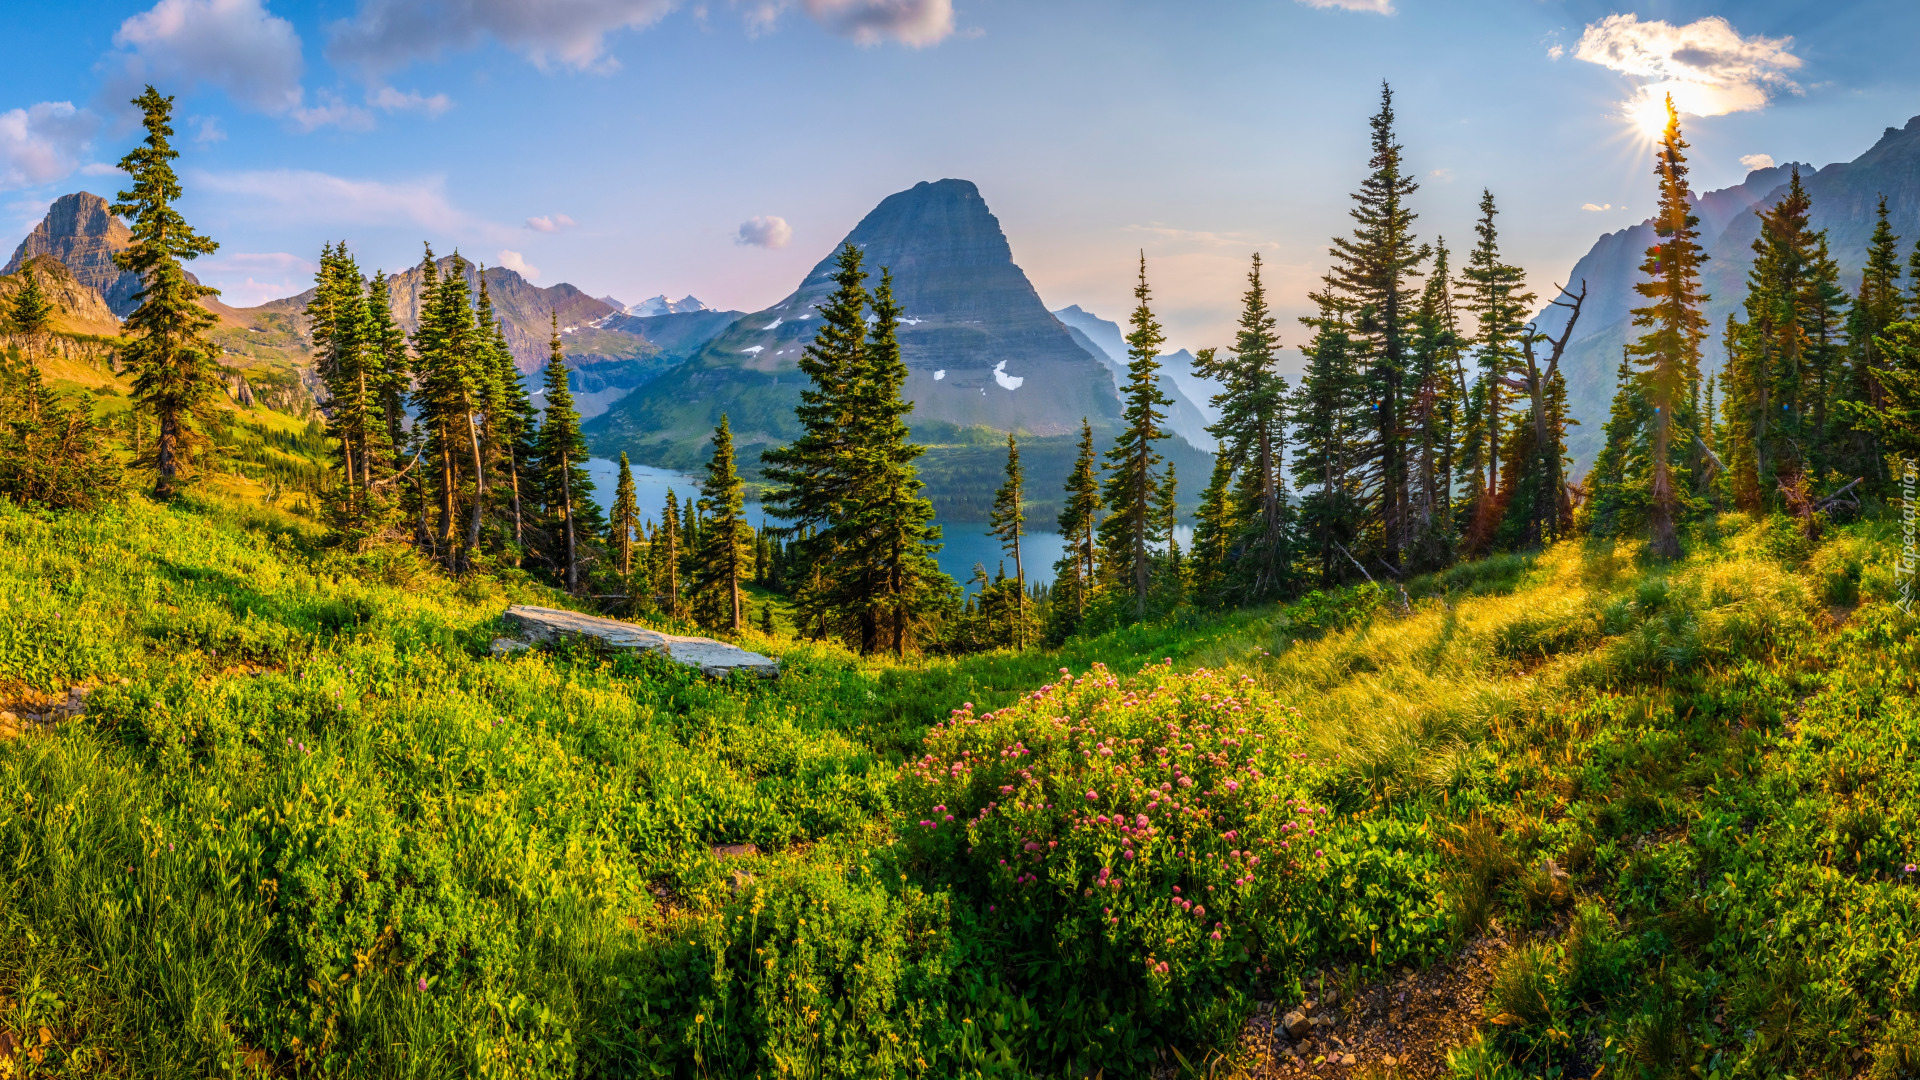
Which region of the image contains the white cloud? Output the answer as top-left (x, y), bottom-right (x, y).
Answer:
top-left (1581, 202), bottom-right (1613, 212)
top-left (289, 90), bottom-right (376, 132)
top-left (1574, 14), bottom-right (1803, 125)
top-left (497, 249), bottom-right (540, 279)
top-left (191, 115), bottom-right (228, 143)
top-left (367, 85), bottom-right (453, 116)
top-left (1739, 153), bottom-right (1776, 171)
top-left (1293, 0), bottom-right (1393, 14)
top-left (329, 0), bottom-right (679, 75)
top-left (79, 162), bottom-right (128, 177)
top-left (1429, 167), bottom-right (1453, 181)
top-left (106, 0), bottom-right (305, 115)
top-left (0, 102), bottom-right (99, 190)
top-left (792, 0), bottom-right (954, 46)
top-left (736, 215), bottom-right (792, 248)
top-left (1547, 44), bottom-right (1565, 60)
top-left (331, 0), bottom-right (954, 76)
top-left (193, 168), bottom-right (479, 235)
top-left (525, 213), bottom-right (576, 233)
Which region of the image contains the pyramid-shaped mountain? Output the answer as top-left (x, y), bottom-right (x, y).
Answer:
top-left (3, 192), bottom-right (149, 316)
top-left (585, 179), bottom-right (1168, 495)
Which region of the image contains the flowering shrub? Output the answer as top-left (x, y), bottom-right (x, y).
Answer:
top-left (901, 661), bottom-right (1353, 1052)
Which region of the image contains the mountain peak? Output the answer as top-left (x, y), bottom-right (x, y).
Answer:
top-left (631, 294), bottom-right (711, 317)
top-left (4, 191), bottom-right (147, 316)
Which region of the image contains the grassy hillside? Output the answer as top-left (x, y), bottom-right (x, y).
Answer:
top-left (0, 495), bottom-right (1915, 1077)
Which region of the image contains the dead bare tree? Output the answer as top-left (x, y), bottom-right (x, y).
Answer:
top-left (1514, 280), bottom-right (1587, 547)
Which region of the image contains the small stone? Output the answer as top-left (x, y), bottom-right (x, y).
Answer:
top-left (1326, 989), bottom-right (1340, 1006)
top-left (1340, 1054), bottom-right (1356, 1066)
top-left (489, 637), bottom-right (533, 656)
top-left (1543, 857), bottom-right (1570, 884)
top-left (1381, 1056), bottom-right (1397, 1067)
top-left (1283, 1010), bottom-right (1310, 1039)
top-left (711, 843), bottom-right (760, 858)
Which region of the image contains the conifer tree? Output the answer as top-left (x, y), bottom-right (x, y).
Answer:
top-left (1189, 453), bottom-right (1236, 606)
top-left (1194, 252), bottom-right (1291, 600)
top-left (656, 491), bottom-right (683, 616)
top-left (0, 353), bottom-right (122, 510)
top-left (111, 86), bottom-right (221, 498)
top-left (1408, 239), bottom-right (1464, 567)
top-left (1292, 297), bottom-right (1364, 584)
top-left (1315, 82), bottom-right (1429, 565)
top-left (1628, 96), bottom-right (1709, 558)
top-left (763, 244), bottom-right (868, 636)
top-left (850, 267), bottom-right (948, 655)
top-left (1098, 255), bottom-right (1172, 620)
top-left (988, 432), bottom-right (1027, 648)
top-left (1153, 462), bottom-right (1183, 606)
top-left (1586, 351), bottom-right (1651, 537)
top-left (1839, 197), bottom-right (1904, 480)
top-left (609, 451), bottom-right (639, 580)
top-left (363, 270), bottom-right (413, 478)
top-left (1052, 418), bottom-right (1102, 636)
top-left (691, 416), bottom-right (752, 632)
top-left (534, 312), bottom-right (596, 590)
top-left (307, 242), bottom-right (388, 530)
top-left (1726, 168), bottom-right (1819, 500)
top-left (8, 264), bottom-right (53, 356)
top-left (1455, 190), bottom-right (1536, 550)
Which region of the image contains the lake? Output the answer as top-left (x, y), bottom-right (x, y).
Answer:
top-left (585, 458), bottom-right (1080, 592)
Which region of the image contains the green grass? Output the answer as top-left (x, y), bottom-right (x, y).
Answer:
top-left (0, 495), bottom-right (1916, 1077)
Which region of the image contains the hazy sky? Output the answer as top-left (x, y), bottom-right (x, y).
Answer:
top-left (3, 0), bottom-right (1917, 363)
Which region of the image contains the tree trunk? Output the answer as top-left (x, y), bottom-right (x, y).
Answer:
top-left (560, 451), bottom-right (577, 592)
top-left (1012, 529), bottom-right (1025, 650)
top-left (154, 408), bottom-right (180, 498)
top-left (1648, 404), bottom-right (1680, 559)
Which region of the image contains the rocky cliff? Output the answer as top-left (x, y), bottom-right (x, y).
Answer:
top-left (2, 193), bottom-right (148, 317)
top-left (0, 254), bottom-right (122, 336)
top-left (1542, 115), bottom-right (1920, 471)
top-left (1052, 305), bottom-right (1221, 452)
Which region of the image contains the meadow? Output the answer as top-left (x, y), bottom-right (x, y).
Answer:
top-left (0, 492), bottom-right (1916, 1078)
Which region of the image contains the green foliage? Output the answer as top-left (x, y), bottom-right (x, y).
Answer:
top-left (0, 356), bottom-right (123, 511)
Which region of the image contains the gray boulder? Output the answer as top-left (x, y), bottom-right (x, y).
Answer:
top-left (499, 605), bottom-right (779, 678)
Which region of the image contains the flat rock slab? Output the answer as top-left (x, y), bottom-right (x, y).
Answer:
top-left (501, 605), bottom-right (779, 678)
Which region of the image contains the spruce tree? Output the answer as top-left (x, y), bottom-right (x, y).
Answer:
top-left (1409, 239), bottom-right (1464, 567)
top-left (533, 312), bottom-right (596, 590)
top-left (1292, 297), bottom-right (1365, 585)
top-left (1189, 452), bottom-right (1236, 607)
top-left (1455, 190), bottom-right (1535, 550)
top-left (112, 86), bottom-right (221, 498)
top-left (657, 491), bottom-right (683, 616)
top-left (850, 267), bottom-right (949, 655)
top-left (1194, 252), bottom-right (1290, 600)
top-left (988, 432), bottom-right (1027, 648)
top-left (1315, 82), bottom-right (1429, 565)
top-left (1152, 462), bottom-right (1183, 607)
top-left (1052, 418), bottom-right (1102, 637)
top-left (1838, 197), bottom-right (1904, 481)
top-left (9, 264), bottom-right (53, 356)
top-left (1098, 255), bottom-right (1172, 620)
top-left (1728, 167), bottom-right (1818, 500)
top-left (1628, 96), bottom-right (1709, 558)
top-left (609, 451), bottom-right (640, 580)
top-left (763, 244), bottom-right (868, 638)
top-left (1586, 351), bottom-right (1651, 538)
top-left (692, 416), bottom-right (752, 632)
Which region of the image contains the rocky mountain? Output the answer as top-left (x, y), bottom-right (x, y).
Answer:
top-left (597, 309), bottom-right (742, 357)
top-left (584, 178), bottom-right (1214, 520)
top-left (1541, 114), bottom-right (1920, 470)
top-left (631, 294), bottom-right (711, 316)
top-left (1052, 304), bottom-right (1221, 452)
top-left (1, 192), bottom-right (153, 317)
top-left (0, 254), bottom-right (122, 336)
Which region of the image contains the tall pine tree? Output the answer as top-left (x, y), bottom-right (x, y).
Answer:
top-left (989, 433), bottom-right (1027, 648)
top-left (533, 312), bottom-right (596, 590)
top-left (112, 87), bottom-right (222, 498)
top-left (1098, 255), bottom-right (1172, 620)
top-left (1051, 418), bottom-right (1103, 638)
top-left (1627, 96), bottom-right (1709, 558)
top-left (691, 416), bottom-right (752, 632)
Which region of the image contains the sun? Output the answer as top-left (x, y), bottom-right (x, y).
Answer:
top-left (1625, 92), bottom-right (1672, 141)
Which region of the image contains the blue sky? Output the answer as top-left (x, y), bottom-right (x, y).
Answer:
top-left (2, 0), bottom-right (1916, 357)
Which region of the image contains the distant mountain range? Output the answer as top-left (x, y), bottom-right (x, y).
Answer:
top-left (1051, 304), bottom-right (1220, 452)
top-left (1540, 113), bottom-right (1920, 469)
top-left (581, 178), bottom-right (1217, 520)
